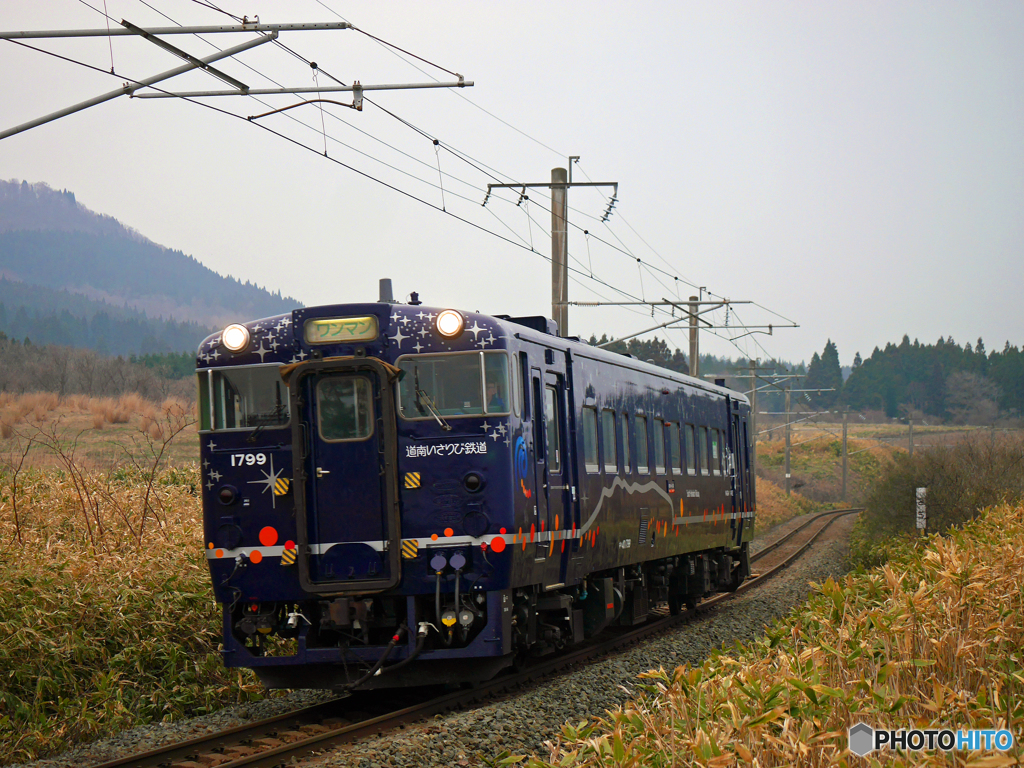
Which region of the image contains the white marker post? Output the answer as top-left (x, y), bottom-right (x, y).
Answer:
top-left (916, 487), bottom-right (927, 532)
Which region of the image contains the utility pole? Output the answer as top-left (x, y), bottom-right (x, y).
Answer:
top-left (688, 296), bottom-right (700, 377)
top-left (842, 409), bottom-right (848, 503)
top-left (785, 388), bottom-right (792, 495)
top-left (485, 161), bottom-right (617, 337)
top-left (756, 386), bottom-right (835, 497)
top-left (908, 417), bottom-right (914, 459)
top-left (707, 367), bottom-right (797, 482)
top-left (551, 167), bottom-right (568, 336)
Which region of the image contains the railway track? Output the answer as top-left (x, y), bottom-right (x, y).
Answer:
top-left (95, 507), bottom-right (861, 768)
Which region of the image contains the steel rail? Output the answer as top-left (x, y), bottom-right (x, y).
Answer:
top-left (95, 507), bottom-right (861, 768)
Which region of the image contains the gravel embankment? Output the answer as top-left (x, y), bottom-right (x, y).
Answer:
top-left (12, 511), bottom-right (853, 768)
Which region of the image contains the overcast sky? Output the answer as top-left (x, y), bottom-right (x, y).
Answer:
top-left (1, 1), bottom-right (1022, 366)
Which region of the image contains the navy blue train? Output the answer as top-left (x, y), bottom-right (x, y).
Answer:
top-left (197, 291), bottom-right (755, 689)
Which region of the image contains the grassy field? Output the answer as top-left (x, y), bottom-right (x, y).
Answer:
top-left (523, 501), bottom-right (1024, 766)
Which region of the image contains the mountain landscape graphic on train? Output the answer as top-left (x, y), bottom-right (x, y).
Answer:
top-left (0, 179), bottom-right (300, 355)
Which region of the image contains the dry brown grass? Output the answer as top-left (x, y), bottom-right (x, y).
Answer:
top-left (754, 477), bottom-right (820, 531)
top-left (0, 393), bottom-right (199, 469)
top-left (528, 503), bottom-right (1024, 766)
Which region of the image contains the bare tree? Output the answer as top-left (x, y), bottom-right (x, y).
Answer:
top-left (945, 371), bottom-right (1001, 425)
top-left (0, 426), bottom-right (35, 545)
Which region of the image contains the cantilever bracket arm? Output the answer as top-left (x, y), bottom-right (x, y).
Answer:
top-left (0, 31), bottom-right (277, 141)
top-left (120, 19), bottom-right (249, 92)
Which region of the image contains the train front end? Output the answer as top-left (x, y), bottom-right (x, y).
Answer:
top-left (197, 301), bottom-right (520, 689)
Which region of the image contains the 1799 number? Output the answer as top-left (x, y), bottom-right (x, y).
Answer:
top-left (230, 453), bottom-right (267, 466)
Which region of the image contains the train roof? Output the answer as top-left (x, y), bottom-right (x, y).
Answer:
top-left (195, 301), bottom-right (748, 407)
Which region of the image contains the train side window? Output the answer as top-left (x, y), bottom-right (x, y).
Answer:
top-left (653, 419), bottom-right (666, 474)
top-left (545, 385), bottom-right (561, 473)
top-left (668, 422), bottom-right (681, 474)
top-left (710, 429), bottom-right (721, 475)
top-left (635, 416), bottom-right (649, 474)
top-left (582, 406), bottom-right (599, 473)
top-left (602, 409), bottom-right (617, 473)
top-left (685, 424), bottom-right (696, 475)
top-left (698, 426), bottom-right (710, 476)
top-left (620, 412), bottom-right (631, 474)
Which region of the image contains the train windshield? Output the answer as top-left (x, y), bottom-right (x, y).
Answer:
top-left (198, 366), bottom-right (290, 431)
top-left (396, 351), bottom-right (510, 419)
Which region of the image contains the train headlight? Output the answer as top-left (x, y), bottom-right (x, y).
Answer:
top-left (436, 309), bottom-right (464, 338)
top-left (222, 323), bottom-right (250, 353)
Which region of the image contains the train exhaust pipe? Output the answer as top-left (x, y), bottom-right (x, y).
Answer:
top-left (378, 278), bottom-right (395, 303)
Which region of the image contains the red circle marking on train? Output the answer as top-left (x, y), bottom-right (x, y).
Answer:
top-left (259, 526), bottom-right (278, 547)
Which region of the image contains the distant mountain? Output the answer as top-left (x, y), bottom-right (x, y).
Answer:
top-left (0, 180), bottom-right (301, 353)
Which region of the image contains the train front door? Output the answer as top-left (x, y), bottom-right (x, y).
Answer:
top-left (291, 360), bottom-right (401, 594)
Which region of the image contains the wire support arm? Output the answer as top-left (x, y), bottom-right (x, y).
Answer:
top-left (136, 79), bottom-right (473, 99)
top-left (0, 31), bottom-right (277, 140)
top-left (0, 21), bottom-right (350, 39)
top-left (119, 19), bottom-right (249, 91)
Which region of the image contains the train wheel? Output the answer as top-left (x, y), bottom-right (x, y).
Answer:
top-left (685, 594), bottom-right (698, 612)
top-left (669, 593), bottom-right (682, 616)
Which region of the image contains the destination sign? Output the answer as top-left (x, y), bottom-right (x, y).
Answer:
top-left (304, 316), bottom-right (379, 344)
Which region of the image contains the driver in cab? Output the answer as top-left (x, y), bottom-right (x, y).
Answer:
top-left (486, 380), bottom-right (506, 412)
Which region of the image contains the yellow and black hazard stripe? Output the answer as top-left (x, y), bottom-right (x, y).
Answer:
top-left (401, 539), bottom-right (419, 559)
top-left (281, 546), bottom-right (297, 566)
top-left (274, 477), bottom-right (291, 496)
top-left (404, 472), bottom-right (421, 489)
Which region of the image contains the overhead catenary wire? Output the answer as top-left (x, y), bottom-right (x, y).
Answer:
top-left (170, 0), bottom-right (797, 350)
top-left (27, 1), bottom-right (792, 360)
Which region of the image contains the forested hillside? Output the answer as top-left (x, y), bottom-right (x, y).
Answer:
top-left (842, 335), bottom-right (1024, 421)
top-left (0, 180), bottom-right (301, 353)
top-left (0, 279), bottom-right (207, 356)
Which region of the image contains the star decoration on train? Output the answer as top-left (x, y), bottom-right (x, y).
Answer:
top-left (389, 326), bottom-right (409, 348)
top-left (413, 342), bottom-right (424, 353)
top-left (467, 321), bottom-right (486, 339)
top-left (247, 455), bottom-right (284, 509)
top-left (253, 341), bottom-right (271, 361)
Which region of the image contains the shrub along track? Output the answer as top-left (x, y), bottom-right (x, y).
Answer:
top-left (89, 508), bottom-right (862, 768)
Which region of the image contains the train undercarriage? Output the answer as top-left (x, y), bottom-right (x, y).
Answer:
top-left (226, 543), bottom-right (750, 690)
